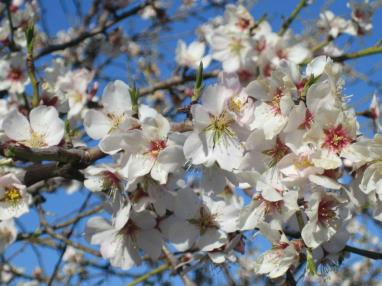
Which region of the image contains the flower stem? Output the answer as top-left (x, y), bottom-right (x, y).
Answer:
top-left (127, 263), bottom-right (170, 286)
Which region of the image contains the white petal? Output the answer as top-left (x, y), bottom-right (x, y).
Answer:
top-left (174, 188), bottom-right (200, 220)
top-left (29, 106), bottom-right (64, 146)
top-left (84, 110), bottom-right (111, 140)
top-left (127, 154), bottom-right (155, 182)
top-left (197, 229), bottom-right (227, 252)
top-left (3, 109), bottom-right (31, 141)
top-left (160, 216), bottom-right (198, 251)
top-left (102, 80), bottom-right (132, 116)
top-left (136, 229), bottom-right (163, 260)
top-left (131, 210), bottom-right (156, 229)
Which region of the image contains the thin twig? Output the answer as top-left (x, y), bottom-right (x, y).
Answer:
top-left (127, 263), bottom-right (170, 286)
top-left (344, 245), bottom-right (382, 260)
top-left (279, 0), bottom-right (308, 36)
top-left (333, 46), bottom-right (382, 62)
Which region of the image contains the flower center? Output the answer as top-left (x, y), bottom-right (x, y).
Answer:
top-left (120, 220), bottom-right (139, 237)
top-left (262, 137), bottom-right (290, 167)
top-left (107, 113), bottom-right (126, 132)
top-left (101, 171), bottom-right (122, 200)
top-left (294, 156), bottom-right (314, 170)
top-left (317, 197), bottom-right (337, 226)
top-left (299, 110), bottom-right (314, 130)
top-left (189, 206), bottom-right (218, 235)
top-left (269, 88), bottom-right (284, 115)
top-left (7, 68), bottom-right (23, 81)
top-left (322, 124), bottom-right (351, 152)
top-left (228, 97), bottom-right (242, 113)
top-left (238, 69), bottom-right (252, 82)
top-left (255, 194), bottom-right (284, 214)
top-left (27, 131), bottom-right (46, 148)
top-left (276, 49), bottom-right (288, 60)
top-left (255, 39), bottom-right (266, 53)
top-left (229, 39), bottom-right (244, 55)
top-left (236, 17), bottom-right (251, 30)
top-left (204, 112), bottom-right (234, 147)
top-left (149, 139), bottom-right (167, 158)
top-left (3, 186), bottom-right (22, 204)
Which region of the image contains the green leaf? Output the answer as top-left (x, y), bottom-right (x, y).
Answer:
top-left (129, 82), bottom-right (140, 117)
top-left (25, 23), bottom-right (35, 52)
top-left (192, 61), bottom-right (203, 101)
top-left (306, 248), bottom-right (317, 275)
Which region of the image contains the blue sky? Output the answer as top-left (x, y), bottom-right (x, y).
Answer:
top-left (5, 0), bottom-right (382, 285)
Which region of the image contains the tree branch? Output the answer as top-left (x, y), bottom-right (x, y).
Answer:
top-left (279, 0), bottom-right (308, 36)
top-left (127, 263), bottom-right (170, 286)
top-left (333, 46), bottom-right (382, 62)
top-left (344, 245), bottom-right (382, 260)
top-left (36, 2), bottom-right (149, 59)
top-left (140, 70), bottom-right (219, 96)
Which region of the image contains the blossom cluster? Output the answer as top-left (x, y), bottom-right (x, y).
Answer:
top-left (0, 1), bottom-right (381, 284)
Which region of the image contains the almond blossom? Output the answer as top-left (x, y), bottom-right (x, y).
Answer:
top-left (175, 40), bottom-right (211, 69)
top-left (183, 83), bottom-right (244, 171)
top-left (84, 80), bottom-right (138, 154)
top-left (3, 106), bottom-right (64, 148)
top-left (86, 203), bottom-right (163, 270)
top-left (253, 223), bottom-right (303, 279)
top-left (0, 1), bottom-right (381, 284)
top-left (120, 105), bottom-right (185, 186)
top-left (301, 189), bottom-right (350, 248)
top-left (0, 53), bottom-right (29, 94)
top-left (160, 188), bottom-right (240, 252)
top-left (0, 173), bottom-right (30, 220)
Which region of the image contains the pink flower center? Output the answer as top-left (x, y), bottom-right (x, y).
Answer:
top-left (149, 139), bottom-right (167, 157)
top-left (189, 206), bottom-right (218, 235)
top-left (276, 49), bottom-right (288, 60)
top-left (238, 69), bottom-right (252, 82)
top-left (262, 63), bottom-right (272, 77)
top-left (102, 171), bottom-right (121, 188)
top-left (262, 136), bottom-right (290, 167)
top-left (354, 9), bottom-right (369, 20)
top-left (299, 110), bottom-right (314, 130)
top-left (322, 124), bottom-right (351, 152)
top-left (317, 197), bottom-right (337, 226)
top-left (295, 79), bottom-right (307, 92)
top-left (255, 194), bottom-right (284, 214)
top-left (236, 18), bottom-right (251, 30)
top-left (120, 220), bottom-right (139, 236)
top-left (269, 88), bottom-right (284, 115)
top-left (7, 68), bottom-right (23, 81)
top-left (255, 39), bottom-right (266, 53)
